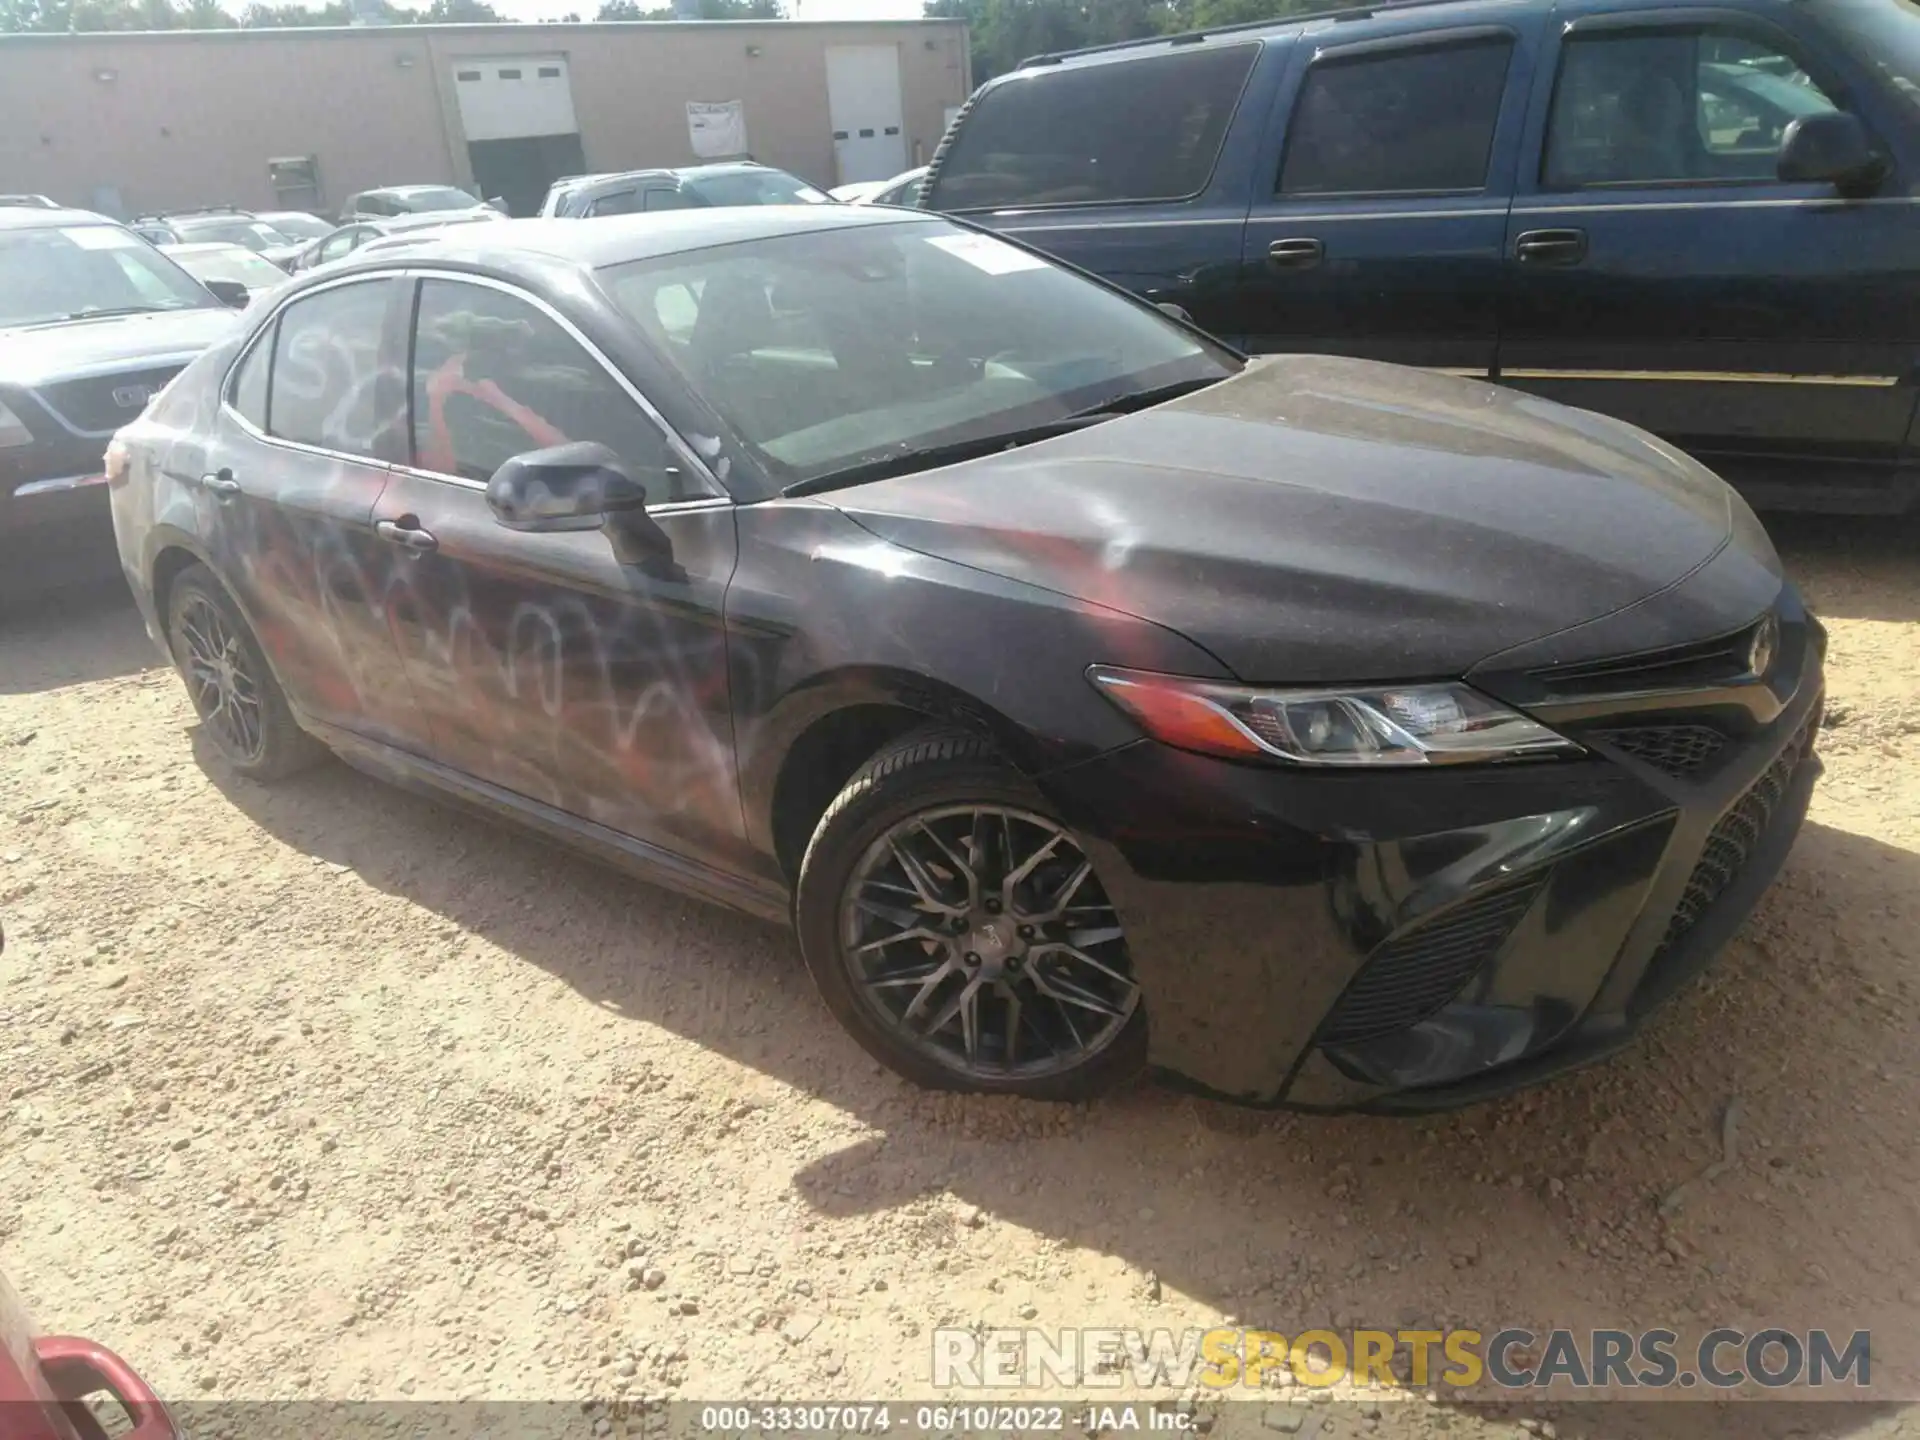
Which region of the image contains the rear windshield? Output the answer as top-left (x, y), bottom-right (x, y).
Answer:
top-left (401, 187), bottom-right (482, 212)
top-left (929, 43), bottom-right (1259, 210)
top-left (686, 170), bottom-right (833, 207)
top-left (1813, 0), bottom-right (1920, 113)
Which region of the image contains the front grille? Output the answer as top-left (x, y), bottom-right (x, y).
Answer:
top-left (1321, 877), bottom-right (1545, 1045)
top-left (1660, 716), bottom-right (1816, 950)
top-left (1593, 724), bottom-right (1727, 779)
top-left (32, 366), bottom-right (184, 435)
top-left (1529, 614), bottom-right (1770, 698)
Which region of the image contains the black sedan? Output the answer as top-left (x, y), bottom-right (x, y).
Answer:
top-left (106, 206), bottom-right (1823, 1109)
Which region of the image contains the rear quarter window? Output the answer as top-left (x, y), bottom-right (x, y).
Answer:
top-left (929, 43), bottom-right (1260, 210)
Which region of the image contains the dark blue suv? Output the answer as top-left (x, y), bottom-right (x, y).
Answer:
top-left (925, 0), bottom-right (1920, 514)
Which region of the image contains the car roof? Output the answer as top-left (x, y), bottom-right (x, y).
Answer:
top-left (574, 162), bottom-right (788, 190)
top-left (1011, 0), bottom-right (1539, 69)
top-left (0, 205), bottom-right (121, 231)
top-left (161, 240), bottom-right (254, 255)
top-left (379, 184), bottom-right (473, 198)
top-left (337, 203), bottom-right (926, 273)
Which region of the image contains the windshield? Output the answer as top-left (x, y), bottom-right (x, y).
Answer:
top-left (1815, 0), bottom-right (1920, 111)
top-left (402, 187), bottom-right (482, 212)
top-left (167, 245), bottom-right (286, 290)
top-left (601, 218), bottom-right (1238, 489)
top-left (175, 218), bottom-right (292, 252)
top-left (685, 170), bottom-right (834, 207)
top-left (0, 225), bottom-right (214, 327)
top-left (261, 212), bottom-right (332, 240)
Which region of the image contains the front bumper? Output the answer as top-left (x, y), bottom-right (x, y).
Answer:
top-left (1038, 591), bottom-right (1825, 1110)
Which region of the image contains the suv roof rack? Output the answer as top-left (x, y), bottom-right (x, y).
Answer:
top-left (1017, 0), bottom-right (1475, 67)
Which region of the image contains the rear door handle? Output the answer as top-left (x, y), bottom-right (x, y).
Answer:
top-left (1515, 228), bottom-right (1588, 265)
top-left (198, 468), bottom-right (241, 501)
top-left (375, 518), bottom-right (438, 554)
top-left (1267, 237), bottom-right (1324, 269)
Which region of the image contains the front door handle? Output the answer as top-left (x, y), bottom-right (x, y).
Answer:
top-left (375, 518), bottom-right (439, 554)
top-left (1267, 237), bottom-right (1324, 269)
top-left (199, 468), bottom-right (241, 502)
top-left (1514, 228), bottom-right (1588, 265)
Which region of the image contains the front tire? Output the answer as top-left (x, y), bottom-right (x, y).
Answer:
top-left (166, 564), bottom-right (322, 781)
top-left (795, 728), bottom-right (1146, 1100)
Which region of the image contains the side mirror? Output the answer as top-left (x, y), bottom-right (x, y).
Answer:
top-left (1155, 301), bottom-right (1195, 324)
top-left (485, 196), bottom-right (510, 215)
top-left (204, 278), bottom-right (251, 309)
top-left (1777, 112), bottom-right (1886, 194)
top-left (487, 441), bottom-right (649, 531)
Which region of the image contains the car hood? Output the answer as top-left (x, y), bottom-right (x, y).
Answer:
top-left (828, 356), bottom-right (1737, 682)
top-left (0, 307), bottom-right (239, 387)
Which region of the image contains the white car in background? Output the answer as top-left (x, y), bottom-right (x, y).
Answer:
top-left (159, 241), bottom-right (290, 302)
top-left (829, 165), bottom-right (927, 207)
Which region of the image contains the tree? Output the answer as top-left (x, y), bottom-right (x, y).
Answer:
top-left (925, 0), bottom-right (1322, 83)
top-left (422, 0), bottom-right (501, 19)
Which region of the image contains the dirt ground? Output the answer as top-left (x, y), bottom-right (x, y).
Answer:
top-left (2, 517), bottom-right (1917, 1440)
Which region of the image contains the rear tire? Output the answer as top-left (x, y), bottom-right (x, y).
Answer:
top-left (794, 727), bottom-right (1147, 1101)
top-left (165, 564), bottom-right (322, 782)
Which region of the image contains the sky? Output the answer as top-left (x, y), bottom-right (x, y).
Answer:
top-left (484, 0), bottom-right (926, 19)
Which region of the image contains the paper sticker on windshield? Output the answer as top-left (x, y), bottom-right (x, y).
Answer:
top-left (926, 233), bottom-right (1047, 275)
top-left (794, 186), bottom-right (831, 204)
top-left (63, 226), bottom-right (142, 251)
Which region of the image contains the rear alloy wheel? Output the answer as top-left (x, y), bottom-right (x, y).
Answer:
top-left (166, 564), bottom-right (322, 781)
top-left (795, 729), bottom-right (1146, 1099)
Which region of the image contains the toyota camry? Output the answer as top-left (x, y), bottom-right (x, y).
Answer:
top-left (107, 206), bottom-right (1824, 1109)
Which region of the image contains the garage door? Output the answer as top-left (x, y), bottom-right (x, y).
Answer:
top-left (452, 56), bottom-right (579, 142)
top-left (825, 45), bottom-right (907, 186)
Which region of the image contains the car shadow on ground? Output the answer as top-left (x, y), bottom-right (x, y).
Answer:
top-left (0, 575), bottom-right (152, 695)
top-left (195, 683), bottom-right (1920, 1437)
top-left (1773, 510), bottom-right (1920, 624)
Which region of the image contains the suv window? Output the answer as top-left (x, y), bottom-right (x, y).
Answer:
top-left (267, 278), bottom-right (396, 456)
top-left (1547, 29), bottom-right (1841, 186)
top-left (1281, 38), bottom-right (1514, 195)
top-left (929, 43), bottom-right (1259, 209)
top-left (645, 188), bottom-right (695, 212)
top-left (409, 278), bottom-right (692, 499)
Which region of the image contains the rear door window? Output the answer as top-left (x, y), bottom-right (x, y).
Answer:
top-left (929, 43), bottom-right (1259, 209)
top-left (266, 278), bottom-right (398, 457)
top-left (1280, 37), bottom-right (1515, 195)
top-left (588, 188), bottom-right (640, 217)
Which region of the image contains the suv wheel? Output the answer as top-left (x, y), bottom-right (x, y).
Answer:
top-left (795, 728), bottom-right (1146, 1099)
top-left (166, 564), bottom-right (321, 781)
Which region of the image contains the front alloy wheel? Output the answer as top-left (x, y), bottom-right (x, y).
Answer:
top-left (842, 805), bottom-right (1139, 1079)
top-left (795, 729), bottom-right (1147, 1099)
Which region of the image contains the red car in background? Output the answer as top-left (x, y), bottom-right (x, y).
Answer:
top-left (0, 1272), bottom-right (176, 1440)
top-left (0, 916), bottom-right (177, 1440)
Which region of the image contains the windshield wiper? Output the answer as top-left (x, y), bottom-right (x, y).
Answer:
top-left (1068, 375), bottom-right (1220, 418)
top-left (781, 413), bottom-right (1113, 498)
top-left (23, 304), bottom-right (181, 327)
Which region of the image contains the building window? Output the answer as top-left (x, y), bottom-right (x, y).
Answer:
top-left (456, 69), bottom-right (481, 81)
top-left (538, 66), bottom-right (560, 78)
top-left (498, 68), bottom-right (522, 79)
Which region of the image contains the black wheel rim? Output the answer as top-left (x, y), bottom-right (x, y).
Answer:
top-left (178, 595), bottom-right (264, 763)
top-left (839, 804), bottom-right (1139, 1082)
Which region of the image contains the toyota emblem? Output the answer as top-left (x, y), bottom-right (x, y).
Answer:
top-left (1747, 613), bottom-right (1779, 678)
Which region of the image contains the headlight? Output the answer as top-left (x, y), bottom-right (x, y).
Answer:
top-left (1087, 667), bottom-right (1582, 767)
top-left (0, 399), bottom-right (32, 450)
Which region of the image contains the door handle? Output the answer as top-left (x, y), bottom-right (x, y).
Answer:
top-left (375, 518), bottom-right (439, 554)
top-left (1267, 237), bottom-right (1324, 269)
top-left (198, 468), bottom-right (241, 502)
top-left (1515, 228), bottom-right (1588, 265)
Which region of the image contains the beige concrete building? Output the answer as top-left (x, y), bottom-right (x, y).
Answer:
top-left (0, 17), bottom-right (969, 220)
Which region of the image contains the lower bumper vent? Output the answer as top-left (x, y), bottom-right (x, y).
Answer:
top-left (1595, 724), bottom-right (1726, 779)
top-left (1660, 715), bottom-right (1816, 950)
top-left (1321, 878), bottom-right (1545, 1046)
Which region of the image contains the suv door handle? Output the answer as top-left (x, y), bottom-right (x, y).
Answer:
top-left (1515, 228), bottom-right (1588, 265)
top-left (375, 518), bottom-right (439, 554)
top-left (1267, 237), bottom-right (1324, 269)
top-left (198, 468), bottom-right (241, 501)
